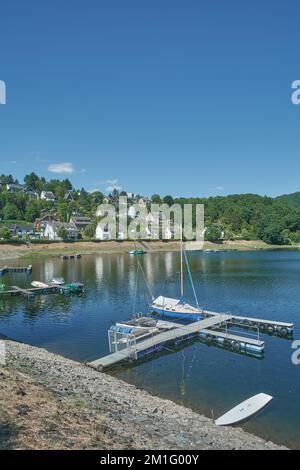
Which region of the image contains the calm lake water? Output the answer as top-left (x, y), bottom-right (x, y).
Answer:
top-left (0, 250), bottom-right (299, 448)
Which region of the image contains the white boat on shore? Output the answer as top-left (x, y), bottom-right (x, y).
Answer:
top-left (215, 393), bottom-right (273, 426)
top-left (31, 281), bottom-right (49, 288)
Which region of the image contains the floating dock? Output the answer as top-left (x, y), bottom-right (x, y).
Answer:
top-left (0, 283), bottom-right (84, 298)
top-left (89, 308), bottom-right (294, 370)
top-left (204, 310), bottom-right (293, 336)
top-left (89, 314), bottom-right (233, 370)
top-left (0, 265), bottom-right (32, 276)
top-left (198, 328), bottom-right (265, 355)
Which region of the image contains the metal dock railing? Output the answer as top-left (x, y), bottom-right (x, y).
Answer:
top-left (89, 314), bottom-right (236, 370)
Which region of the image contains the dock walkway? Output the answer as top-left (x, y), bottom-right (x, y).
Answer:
top-left (0, 265), bottom-right (32, 276)
top-left (204, 310), bottom-right (293, 330)
top-left (89, 314), bottom-right (231, 370)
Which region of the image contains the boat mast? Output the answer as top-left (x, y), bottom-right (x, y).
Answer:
top-left (180, 226), bottom-right (184, 298)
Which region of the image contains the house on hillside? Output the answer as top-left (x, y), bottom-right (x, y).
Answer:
top-left (34, 209), bottom-right (60, 232)
top-left (40, 191), bottom-right (55, 202)
top-left (6, 183), bottom-right (25, 193)
top-left (69, 216), bottom-right (92, 232)
top-left (64, 191), bottom-right (74, 201)
top-left (16, 224), bottom-right (35, 239)
top-left (26, 189), bottom-right (39, 199)
top-left (71, 209), bottom-right (83, 218)
top-left (95, 223), bottom-right (111, 240)
top-left (44, 222), bottom-right (78, 241)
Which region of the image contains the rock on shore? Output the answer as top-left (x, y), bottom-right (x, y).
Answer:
top-left (1, 340), bottom-right (287, 450)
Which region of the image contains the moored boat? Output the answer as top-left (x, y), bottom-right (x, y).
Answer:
top-left (50, 277), bottom-right (65, 286)
top-left (150, 296), bottom-right (203, 321)
top-left (150, 233), bottom-right (203, 322)
top-left (31, 281), bottom-right (49, 288)
top-left (62, 282), bottom-right (84, 293)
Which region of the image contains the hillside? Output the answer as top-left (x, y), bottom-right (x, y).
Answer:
top-left (276, 192), bottom-right (300, 208)
top-left (2, 172), bottom-right (300, 245)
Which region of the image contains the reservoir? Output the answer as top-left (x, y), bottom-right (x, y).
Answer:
top-left (0, 250), bottom-right (299, 448)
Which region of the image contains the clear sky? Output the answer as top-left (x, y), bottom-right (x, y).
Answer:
top-left (0, 0), bottom-right (300, 197)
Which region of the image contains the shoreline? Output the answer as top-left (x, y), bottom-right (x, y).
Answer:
top-left (0, 339), bottom-right (287, 450)
top-left (0, 239), bottom-right (298, 262)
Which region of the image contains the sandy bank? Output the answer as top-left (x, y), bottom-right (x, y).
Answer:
top-left (0, 239), bottom-right (292, 261)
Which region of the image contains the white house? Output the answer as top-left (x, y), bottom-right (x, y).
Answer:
top-left (44, 222), bottom-right (78, 240)
top-left (95, 223), bottom-right (111, 240)
top-left (128, 206), bottom-right (136, 218)
top-left (6, 183), bottom-right (25, 193)
top-left (41, 191), bottom-right (56, 202)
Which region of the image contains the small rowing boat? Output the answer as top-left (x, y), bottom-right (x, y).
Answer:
top-left (31, 281), bottom-right (49, 288)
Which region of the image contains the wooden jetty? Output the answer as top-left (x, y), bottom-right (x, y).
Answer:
top-left (0, 283), bottom-right (83, 298)
top-left (0, 265), bottom-right (32, 276)
top-left (60, 254), bottom-right (81, 260)
top-left (89, 314), bottom-right (234, 370)
top-left (0, 285), bottom-right (59, 298)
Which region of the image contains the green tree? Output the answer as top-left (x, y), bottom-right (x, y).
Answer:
top-left (24, 172), bottom-right (40, 190)
top-left (163, 195), bottom-right (174, 206)
top-left (0, 227), bottom-right (11, 239)
top-left (83, 223), bottom-right (96, 239)
top-left (205, 225), bottom-right (223, 242)
top-left (57, 226), bottom-right (68, 240)
top-left (25, 200), bottom-right (41, 222)
top-left (151, 194), bottom-right (161, 204)
top-left (258, 224), bottom-right (285, 245)
top-left (3, 202), bottom-right (20, 220)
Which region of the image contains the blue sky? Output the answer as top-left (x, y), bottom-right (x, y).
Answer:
top-left (0, 0), bottom-right (300, 197)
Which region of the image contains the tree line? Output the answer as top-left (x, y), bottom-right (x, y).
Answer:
top-left (1, 173), bottom-right (300, 245)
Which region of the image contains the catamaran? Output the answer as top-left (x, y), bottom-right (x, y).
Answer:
top-left (150, 235), bottom-right (204, 322)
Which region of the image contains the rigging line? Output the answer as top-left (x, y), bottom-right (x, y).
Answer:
top-left (133, 260), bottom-right (139, 314)
top-left (184, 250), bottom-right (200, 309)
top-left (180, 228), bottom-right (184, 298)
top-left (136, 254), bottom-right (154, 301)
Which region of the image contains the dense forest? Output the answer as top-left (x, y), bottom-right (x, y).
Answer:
top-left (1, 173), bottom-right (300, 245)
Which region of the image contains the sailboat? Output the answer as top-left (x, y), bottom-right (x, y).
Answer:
top-left (150, 234), bottom-right (204, 322)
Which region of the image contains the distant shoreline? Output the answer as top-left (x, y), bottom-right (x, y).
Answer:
top-left (0, 239), bottom-right (299, 262)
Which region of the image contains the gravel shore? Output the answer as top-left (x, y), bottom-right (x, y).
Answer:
top-left (0, 340), bottom-right (287, 450)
